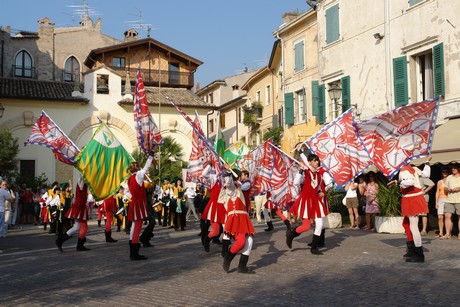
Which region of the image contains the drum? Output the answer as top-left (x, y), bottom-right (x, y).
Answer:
top-left (153, 202), bottom-right (163, 213)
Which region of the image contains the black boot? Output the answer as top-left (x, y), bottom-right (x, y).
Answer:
top-left (56, 233), bottom-right (70, 252)
top-left (139, 224), bottom-right (154, 247)
top-left (286, 227), bottom-right (300, 249)
top-left (129, 242), bottom-right (148, 261)
top-left (318, 229), bottom-right (325, 248)
top-left (221, 239), bottom-right (231, 258)
top-left (284, 219), bottom-right (291, 231)
top-left (97, 220), bottom-right (101, 227)
top-left (212, 237), bottom-right (222, 244)
top-left (403, 241), bottom-right (416, 258)
top-left (405, 246), bottom-right (424, 263)
top-left (223, 251), bottom-right (236, 272)
top-left (105, 231), bottom-right (117, 243)
top-left (43, 222), bottom-right (47, 231)
top-left (264, 221), bottom-right (274, 232)
top-left (310, 235), bottom-right (323, 255)
top-left (203, 235), bottom-right (211, 252)
top-left (76, 237), bottom-right (90, 251)
top-left (237, 254), bottom-right (255, 274)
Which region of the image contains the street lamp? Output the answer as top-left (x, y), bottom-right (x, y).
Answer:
top-left (328, 83), bottom-right (342, 118)
top-left (0, 103), bottom-right (4, 118)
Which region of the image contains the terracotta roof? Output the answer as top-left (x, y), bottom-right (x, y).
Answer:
top-left (119, 86), bottom-right (215, 109)
top-left (0, 77), bottom-right (88, 103)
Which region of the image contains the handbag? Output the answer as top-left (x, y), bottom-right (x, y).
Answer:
top-left (342, 196), bottom-right (347, 206)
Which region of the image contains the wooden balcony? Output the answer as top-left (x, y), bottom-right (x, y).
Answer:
top-left (109, 66), bottom-right (194, 89)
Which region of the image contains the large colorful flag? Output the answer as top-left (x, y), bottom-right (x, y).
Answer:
top-left (24, 111), bottom-right (80, 165)
top-left (167, 97), bottom-right (223, 183)
top-left (74, 122), bottom-right (134, 201)
top-left (269, 144), bottom-right (302, 210)
top-left (304, 109), bottom-right (372, 186)
top-left (223, 141), bottom-right (250, 165)
top-left (356, 99), bottom-right (439, 178)
top-left (133, 66), bottom-right (163, 155)
top-left (186, 113), bottom-right (221, 187)
top-left (237, 139), bottom-right (273, 197)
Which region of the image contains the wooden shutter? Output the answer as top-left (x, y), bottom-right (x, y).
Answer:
top-left (433, 43), bottom-right (445, 98)
top-left (294, 41), bottom-right (304, 72)
top-left (284, 92), bottom-right (294, 125)
top-left (341, 76), bottom-right (350, 112)
top-left (393, 56), bottom-right (408, 106)
top-left (326, 4), bottom-right (340, 44)
top-left (311, 81), bottom-right (319, 116)
top-left (318, 84), bottom-right (326, 124)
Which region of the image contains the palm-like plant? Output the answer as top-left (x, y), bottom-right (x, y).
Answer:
top-left (377, 183), bottom-right (402, 216)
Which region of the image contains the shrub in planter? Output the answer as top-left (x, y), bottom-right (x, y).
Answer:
top-left (376, 183), bottom-right (404, 233)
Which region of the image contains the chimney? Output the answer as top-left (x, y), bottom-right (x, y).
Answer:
top-left (124, 29), bottom-right (138, 42)
top-left (282, 11), bottom-right (300, 23)
top-left (195, 82), bottom-right (200, 93)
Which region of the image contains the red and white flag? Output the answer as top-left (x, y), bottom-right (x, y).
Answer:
top-left (25, 111), bottom-right (80, 165)
top-left (237, 139), bottom-right (273, 197)
top-left (356, 99), bottom-right (439, 178)
top-left (269, 144), bottom-right (301, 210)
top-left (305, 109), bottom-right (372, 186)
top-left (133, 66), bottom-right (163, 155)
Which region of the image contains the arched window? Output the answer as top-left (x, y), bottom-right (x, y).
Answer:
top-left (64, 56), bottom-right (79, 82)
top-left (15, 50), bottom-right (33, 78)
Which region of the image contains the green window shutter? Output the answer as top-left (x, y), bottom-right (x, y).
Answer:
top-left (311, 80), bottom-right (319, 116)
top-left (341, 76), bottom-right (350, 112)
top-left (326, 4), bottom-right (340, 44)
top-left (318, 84), bottom-right (326, 124)
top-left (294, 41), bottom-right (304, 72)
top-left (393, 56), bottom-right (408, 106)
top-left (284, 92), bottom-right (294, 125)
top-left (433, 43), bottom-right (445, 98)
top-left (409, 0), bottom-right (423, 6)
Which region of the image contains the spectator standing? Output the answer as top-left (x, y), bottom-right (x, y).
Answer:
top-left (185, 184), bottom-right (199, 221)
top-left (444, 164), bottom-right (460, 239)
top-left (363, 171), bottom-right (379, 231)
top-left (0, 180), bottom-right (16, 238)
top-left (419, 176), bottom-right (435, 236)
top-left (435, 167), bottom-right (450, 238)
top-left (344, 179), bottom-right (360, 229)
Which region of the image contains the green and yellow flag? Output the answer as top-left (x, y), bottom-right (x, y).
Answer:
top-left (74, 122), bottom-right (134, 201)
top-left (223, 141), bottom-right (250, 166)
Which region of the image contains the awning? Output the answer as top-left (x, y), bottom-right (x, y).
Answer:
top-left (413, 116), bottom-right (460, 165)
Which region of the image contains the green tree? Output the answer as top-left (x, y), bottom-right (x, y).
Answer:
top-left (263, 127), bottom-right (284, 147)
top-left (131, 136), bottom-right (184, 185)
top-left (0, 129), bottom-right (19, 181)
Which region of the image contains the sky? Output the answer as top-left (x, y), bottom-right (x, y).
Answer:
top-left (1, 0), bottom-right (310, 87)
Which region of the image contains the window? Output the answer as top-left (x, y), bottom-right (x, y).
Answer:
top-left (64, 56), bottom-right (79, 82)
top-left (409, 0), bottom-right (424, 6)
top-left (220, 113), bottom-right (226, 129)
top-left (15, 50), bottom-right (33, 77)
top-left (112, 57), bottom-right (126, 68)
top-left (238, 107), bottom-right (243, 123)
top-left (393, 56), bottom-right (408, 106)
top-left (208, 119), bottom-right (214, 133)
top-left (265, 85), bottom-right (271, 105)
top-left (296, 89), bottom-right (306, 123)
top-left (209, 92), bottom-right (214, 104)
top-left (97, 74), bottom-right (109, 94)
top-left (168, 63), bottom-right (180, 85)
top-left (256, 90), bottom-right (261, 103)
top-left (294, 40), bottom-right (305, 72)
top-left (284, 92), bottom-right (294, 125)
top-left (411, 43), bottom-right (445, 102)
top-left (328, 83), bottom-right (341, 120)
top-left (20, 160), bottom-right (35, 181)
top-left (326, 4), bottom-right (340, 44)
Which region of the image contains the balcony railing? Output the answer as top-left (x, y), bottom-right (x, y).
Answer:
top-left (109, 66), bottom-right (194, 88)
top-left (11, 65), bottom-right (36, 79)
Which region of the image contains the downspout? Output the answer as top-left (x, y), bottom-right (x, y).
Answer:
top-left (1, 40), bottom-right (4, 77)
top-left (385, 0), bottom-right (392, 111)
top-left (275, 32), bottom-right (285, 127)
top-left (53, 33), bottom-right (56, 80)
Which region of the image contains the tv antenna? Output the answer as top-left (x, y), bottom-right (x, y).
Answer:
top-left (66, 0), bottom-right (101, 25)
top-left (124, 8), bottom-right (157, 38)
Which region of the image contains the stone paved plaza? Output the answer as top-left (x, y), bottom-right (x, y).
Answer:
top-left (1, 216), bottom-right (459, 306)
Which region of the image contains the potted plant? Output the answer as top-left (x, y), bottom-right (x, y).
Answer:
top-left (324, 187), bottom-right (345, 228)
top-left (375, 183), bottom-right (405, 233)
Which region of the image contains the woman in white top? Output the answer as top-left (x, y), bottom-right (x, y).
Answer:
top-left (345, 177), bottom-right (360, 229)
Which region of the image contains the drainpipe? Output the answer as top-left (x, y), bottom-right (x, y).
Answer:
top-left (385, 0), bottom-right (392, 111)
top-left (1, 40), bottom-right (4, 77)
top-left (275, 32), bottom-right (285, 125)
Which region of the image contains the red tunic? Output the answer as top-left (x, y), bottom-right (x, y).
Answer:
top-left (399, 165), bottom-right (428, 216)
top-left (64, 183), bottom-right (88, 221)
top-left (202, 182), bottom-right (226, 224)
top-left (127, 173), bottom-right (149, 221)
top-left (102, 196), bottom-right (117, 213)
top-left (290, 167), bottom-right (328, 219)
top-left (224, 191), bottom-right (255, 236)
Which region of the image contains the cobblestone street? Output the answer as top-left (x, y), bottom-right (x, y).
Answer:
top-left (1, 217), bottom-right (459, 306)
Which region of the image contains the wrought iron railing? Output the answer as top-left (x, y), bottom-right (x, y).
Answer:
top-left (109, 66), bottom-right (194, 88)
